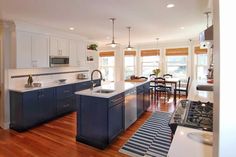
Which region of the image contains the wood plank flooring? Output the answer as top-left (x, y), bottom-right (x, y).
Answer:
top-left (0, 96), bottom-right (178, 157)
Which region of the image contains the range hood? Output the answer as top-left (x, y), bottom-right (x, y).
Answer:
top-left (199, 25), bottom-right (213, 48)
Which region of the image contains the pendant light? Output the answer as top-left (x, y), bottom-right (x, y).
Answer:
top-left (126, 26), bottom-right (134, 51)
top-left (107, 18), bottom-right (118, 48)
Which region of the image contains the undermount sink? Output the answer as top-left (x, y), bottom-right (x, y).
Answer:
top-left (95, 89), bottom-right (115, 94)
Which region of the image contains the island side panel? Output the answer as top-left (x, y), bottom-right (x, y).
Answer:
top-left (76, 95), bottom-right (109, 148)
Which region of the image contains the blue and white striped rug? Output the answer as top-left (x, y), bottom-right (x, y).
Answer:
top-left (119, 111), bottom-right (172, 157)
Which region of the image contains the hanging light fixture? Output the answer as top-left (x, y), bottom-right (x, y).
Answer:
top-left (126, 26), bottom-right (134, 51)
top-left (156, 38), bottom-right (159, 49)
top-left (107, 18), bottom-right (118, 48)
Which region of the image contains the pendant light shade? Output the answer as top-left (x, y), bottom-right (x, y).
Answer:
top-left (107, 18), bottom-right (118, 48)
top-left (126, 26), bottom-right (134, 51)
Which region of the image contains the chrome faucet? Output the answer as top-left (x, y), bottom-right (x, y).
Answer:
top-left (90, 69), bottom-right (104, 90)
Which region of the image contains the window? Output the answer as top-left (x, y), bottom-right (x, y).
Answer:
top-left (141, 49), bottom-right (160, 77)
top-left (99, 51), bottom-right (115, 81)
top-left (124, 51), bottom-right (136, 79)
top-left (166, 48), bottom-right (188, 79)
top-left (194, 46), bottom-right (208, 81)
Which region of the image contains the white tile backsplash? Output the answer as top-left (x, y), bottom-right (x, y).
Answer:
top-left (8, 67), bottom-right (90, 89)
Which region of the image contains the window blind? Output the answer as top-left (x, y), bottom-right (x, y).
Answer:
top-left (99, 51), bottom-right (115, 57)
top-left (194, 46), bottom-right (208, 54)
top-left (140, 49), bottom-right (160, 56)
top-left (166, 48), bottom-right (189, 56)
top-left (124, 51), bottom-right (136, 56)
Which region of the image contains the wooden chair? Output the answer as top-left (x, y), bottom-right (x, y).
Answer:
top-left (163, 74), bottom-right (173, 91)
top-left (175, 77), bottom-right (191, 98)
top-left (149, 74), bottom-right (157, 96)
top-left (155, 77), bottom-right (171, 102)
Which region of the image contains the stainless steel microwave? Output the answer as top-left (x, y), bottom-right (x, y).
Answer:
top-left (49, 56), bottom-right (69, 67)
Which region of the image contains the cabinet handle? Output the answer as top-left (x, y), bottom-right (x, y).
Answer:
top-left (111, 97), bottom-right (124, 104)
top-left (64, 90), bottom-right (71, 93)
top-left (64, 103), bottom-right (70, 107)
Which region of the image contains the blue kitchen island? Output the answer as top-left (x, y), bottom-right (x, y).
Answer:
top-left (75, 80), bottom-right (150, 149)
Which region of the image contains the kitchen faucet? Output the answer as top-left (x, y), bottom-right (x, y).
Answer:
top-left (90, 69), bottom-right (104, 90)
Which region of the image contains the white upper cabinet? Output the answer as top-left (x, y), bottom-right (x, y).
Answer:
top-left (69, 40), bottom-right (78, 66)
top-left (16, 31), bottom-right (49, 68)
top-left (69, 39), bottom-right (87, 66)
top-left (50, 37), bottom-right (69, 56)
top-left (31, 34), bottom-right (49, 68)
top-left (16, 31), bottom-right (32, 68)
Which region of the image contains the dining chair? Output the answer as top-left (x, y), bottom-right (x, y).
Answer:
top-left (174, 76), bottom-right (191, 98)
top-left (155, 77), bottom-right (171, 102)
top-left (149, 74), bottom-right (157, 95)
top-left (163, 74), bottom-right (173, 91)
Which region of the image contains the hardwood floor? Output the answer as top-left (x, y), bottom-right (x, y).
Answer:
top-left (0, 96), bottom-right (178, 157)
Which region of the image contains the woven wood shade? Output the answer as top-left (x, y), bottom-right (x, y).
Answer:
top-left (99, 51), bottom-right (115, 57)
top-left (194, 46), bottom-right (208, 54)
top-left (166, 48), bottom-right (189, 56)
top-left (124, 51), bottom-right (136, 56)
top-left (141, 49), bottom-right (160, 56)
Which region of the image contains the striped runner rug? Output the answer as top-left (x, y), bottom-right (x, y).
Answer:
top-left (119, 111), bottom-right (172, 157)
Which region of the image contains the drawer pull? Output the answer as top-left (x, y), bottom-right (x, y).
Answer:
top-left (64, 90), bottom-right (71, 93)
top-left (64, 103), bottom-right (70, 107)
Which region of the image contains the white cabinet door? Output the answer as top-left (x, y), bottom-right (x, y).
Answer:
top-left (69, 40), bottom-right (78, 66)
top-left (58, 38), bottom-right (69, 56)
top-left (49, 37), bottom-right (69, 56)
top-left (32, 34), bottom-right (49, 68)
top-left (16, 31), bottom-right (32, 68)
top-left (77, 40), bottom-right (87, 66)
top-left (49, 37), bottom-right (59, 56)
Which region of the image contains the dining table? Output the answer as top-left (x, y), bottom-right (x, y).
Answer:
top-left (150, 77), bottom-right (180, 105)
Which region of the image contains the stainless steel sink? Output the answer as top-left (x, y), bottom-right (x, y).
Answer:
top-left (95, 89), bottom-right (115, 94)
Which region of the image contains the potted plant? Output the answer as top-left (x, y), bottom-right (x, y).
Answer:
top-left (153, 68), bottom-right (160, 77)
top-left (87, 44), bottom-right (98, 51)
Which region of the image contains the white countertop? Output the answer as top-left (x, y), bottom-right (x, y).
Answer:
top-left (168, 126), bottom-right (213, 157)
top-left (187, 80), bottom-right (213, 103)
top-left (9, 79), bottom-right (91, 92)
top-left (168, 80), bottom-right (213, 157)
top-left (75, 80), bottom-right (149, 98)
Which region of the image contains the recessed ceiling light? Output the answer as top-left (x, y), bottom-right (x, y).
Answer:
top-left (180, 27), bottom-right (185, 30)
top-left (166, 4), bottom-right (175, 8)
top-left (69, 27), bottom-right (75, 31)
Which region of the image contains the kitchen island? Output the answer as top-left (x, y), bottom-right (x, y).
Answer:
top-left (75, 80), bottom-right (150, 149)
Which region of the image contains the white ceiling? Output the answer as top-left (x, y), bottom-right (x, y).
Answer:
top-left (0, 0), bottom-right (211, 46)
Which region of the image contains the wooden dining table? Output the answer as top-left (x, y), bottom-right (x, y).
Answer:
top-left (150, 77), bottom-right (180, 105)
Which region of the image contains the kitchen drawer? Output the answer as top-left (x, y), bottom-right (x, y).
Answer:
top-left (76, 81), bottom-right (92, 91)
top-left (57, 96), bottom-right (75, 115)
top-left (137, 85), bottom-right (144, 93)
top-left (109, 93), bottom-right (124, 107)
top-left (56, 84), bottom-right (74, 99)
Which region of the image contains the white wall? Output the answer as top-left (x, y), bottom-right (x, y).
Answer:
top-left (214, 0), bottom-right (236, 157)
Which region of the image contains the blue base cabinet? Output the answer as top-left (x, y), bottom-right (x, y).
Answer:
top-left (137, 82), bottom-right (150, 118)
top-left (76, 93), bottom-right (124, 149)
top-left (10, 88), bottom-right (56, 131)
top-left (10, 79), bottom-right (101, 132)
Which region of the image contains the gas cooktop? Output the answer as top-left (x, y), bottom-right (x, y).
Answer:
top-left (169, 100), bottom-right (213, 134)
